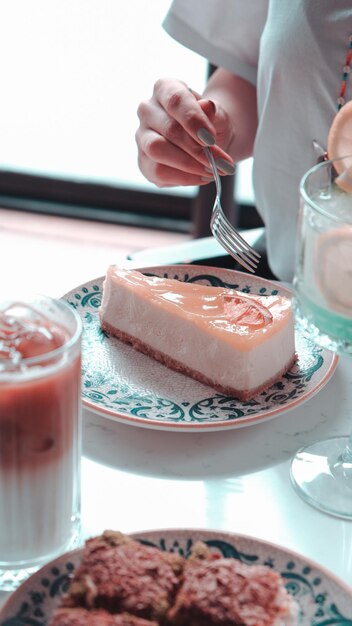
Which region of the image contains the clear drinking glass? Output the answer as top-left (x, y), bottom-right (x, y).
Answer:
top-left (290, 155), bottom-right (352, 519)
top-left (0, 296), bottom-right (82, 591)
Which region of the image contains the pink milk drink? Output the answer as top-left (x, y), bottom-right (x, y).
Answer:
top-left (0, 296), bottom-right (82, 591)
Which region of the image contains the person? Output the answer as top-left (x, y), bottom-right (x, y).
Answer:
top-left (135, 0), bottom-right (352, 282)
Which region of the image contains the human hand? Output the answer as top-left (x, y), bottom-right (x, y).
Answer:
top-left (136, 78), bottom-right (235, 188)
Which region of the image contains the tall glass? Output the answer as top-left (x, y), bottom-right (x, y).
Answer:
top-left (0, 296), bottom-right (82, 590)
top-left (290, 155), bottom-right (352, 518)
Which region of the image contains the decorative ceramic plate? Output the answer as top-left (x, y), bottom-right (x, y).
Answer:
top-left (1, 528), bottom-right (351, 626)
top-left (63, 265), bottom-right (338, 431)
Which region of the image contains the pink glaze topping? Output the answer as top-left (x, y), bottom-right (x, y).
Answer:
top-left (104, 267), bottom-right (293, 347)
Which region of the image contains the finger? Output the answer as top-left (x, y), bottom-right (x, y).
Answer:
top-left (136, 127), bottom-right (210, 176)
top-left (138, 149), bottom-right (213, 188)
top-left (153, 79), bottom-right (216, 147)
top-left (188, 96), bottom-right (235, 169)
top-left (137, 101), bottom-right (234, 172)
top-left (137, 126), bottom-right (234, 179)
top-left (137, 101), bottom-right (213, 167)
top-left (199, 99), bottom-right (235, 162)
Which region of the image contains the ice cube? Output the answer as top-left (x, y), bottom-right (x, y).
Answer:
top-left (0, 302), bottom-right (65, 363)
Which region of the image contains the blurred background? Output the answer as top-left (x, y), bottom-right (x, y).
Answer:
top-left (0, 0), bottom-right (256, 236)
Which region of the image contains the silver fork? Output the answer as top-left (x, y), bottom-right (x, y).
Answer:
top-left (205, 147), bottom-right (261, 273)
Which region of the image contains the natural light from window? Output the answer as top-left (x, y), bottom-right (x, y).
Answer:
top-left (0, 0), bottom-right (253, 202)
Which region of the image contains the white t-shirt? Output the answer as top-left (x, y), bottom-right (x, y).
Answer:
top-left (163, 0), bottom-right (352, 281)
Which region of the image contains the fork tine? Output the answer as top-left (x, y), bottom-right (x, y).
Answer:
top-left (213, 224), bottom-right (258, 270)
top-left (211, 208), bottom-right (261, 260)
top-left (212, 213), bottom-right (261, 263)
top-left (213, 233), bottom-right (256, 273)
top-left (211, 212), bottom-right (259, 271)
top-left (226, 227), bottom-right (261, 260)
top-left (210, 212), bottom-right (260, 267)
top-left (211, 214), bottom-right (258, 269)
top-left (211, 217), bottom-right (258, 263)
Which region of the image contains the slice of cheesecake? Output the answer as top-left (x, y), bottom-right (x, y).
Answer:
top-left (99, 267), bottom-right (295, 400)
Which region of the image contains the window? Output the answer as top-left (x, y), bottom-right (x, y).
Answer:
top-left (0, 1), bottom-right (255, 230)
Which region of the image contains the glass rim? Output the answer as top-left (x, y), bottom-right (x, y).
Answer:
top-left (300, 154), bottom-right (352, 223)
top-left (0, 296), bottom-right (82, 368)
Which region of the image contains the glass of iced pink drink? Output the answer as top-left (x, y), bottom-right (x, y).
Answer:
top-left (0, 296), bottom-right (82, 591)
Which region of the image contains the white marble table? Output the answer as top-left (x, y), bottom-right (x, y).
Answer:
top-left (79, 354), bottom-right (352, 588)
top-left (1, 215), bottom-right (351, 607)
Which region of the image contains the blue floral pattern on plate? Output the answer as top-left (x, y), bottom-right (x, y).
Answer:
top-left (1, 530), bottom-right (351, 626)
top-left (63, 265), bottom-right (338, 431)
